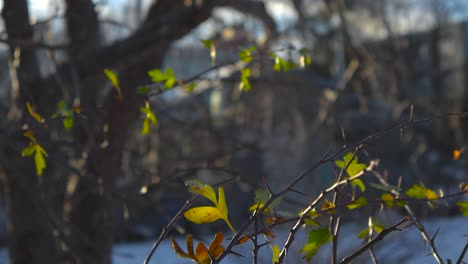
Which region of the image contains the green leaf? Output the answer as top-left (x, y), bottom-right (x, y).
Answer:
top-left (104, 69), bottom-right (122, 99)
top-left (273, 56), bottom-right (281, 71)
top-left (301, 227), bottom-right (332, 261)
top-left (272, 56), bottom-right (296, 72)
top-left (239, 46), bottom-right (256, 63)
top-left (200, 39), bottom-right (213, 49)
top-left (200, 39), bottom-right (216, 64)
top-left (381, 193), bottom-right (394, 207)
top-left (456, 201), bottom-right (468, 216)
top-left (272, 245), bottom-right (280, 263)
top-left (347, 196), bottom-right (367, 210)
top-left (63, 116), bottom-right (74, 129)
top-left (164, 78), bottom-right (176, 89)
top-left (335, 153), bottom-right (367, 177)
top-left (240, 68), bottom-right (251, 91)
top-left (358, 217), bottom-right (384, 239)
top-left (351, 179), bottom-right (366, 192)
top-left (184, 82), bottom-right (196, 92)
top-left (140, 102), bottom-right (157, 135)
top-left (148, 69), bottom-right (167, 82)
top-left (406, 184), bottom-right (438, 200)
top-left (26, 102), bottom-right (44, 124)
top-left (137, 86), bottom-right (149, 94)
top-left (34, 145), bottom-right (47, 176)
top-left (300, 55), bottom-right (312, 67)
top-left (21, 144), bottom-right (36, 157)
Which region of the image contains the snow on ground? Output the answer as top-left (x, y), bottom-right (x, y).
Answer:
top-left (113, 215), bottom-right (467, 264)
top-left (0, 215), bottom-right (465, 263)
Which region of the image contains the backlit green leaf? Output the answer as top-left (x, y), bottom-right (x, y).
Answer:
top-left (351, 179), bottom-right (366, 192)
top-left (21, 144), bottom-right (36, 157)
top-left (240, 68), bottom-right (251, 91)
top-left (335, 153), bottom-right (367, 177)
top-left (406, 184), bottom-right (438, 200)
top-left (272, 245), bottom-right (280, 263)
top-left (239, 46), bottom-right (256, 63)
top-left (301, 227), bottom-right (332, 261)
top-left (148, 69), bottom-right (167, 82)
top-left (456, 201), bottom-right (468, 216)
top-left (34, 145), bottom-right (47, 176)
top-left (347, 196), bottom-right (367, 210)
top-left (104, 69), bottom-right (122, 99)
top-left (137, 86), bottom-right (149, 94)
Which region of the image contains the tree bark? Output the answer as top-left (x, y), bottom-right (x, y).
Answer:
top-left (1, 1), bottom-right (61, 263)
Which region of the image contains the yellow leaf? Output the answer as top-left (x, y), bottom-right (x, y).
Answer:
top-left (185, 180), bottom-right (218, 205)
top-left (248, 202), bottom-right (269, 213)
top-left (425, 189), bottom-right (438, 200)
top-left (196, 242), bottom-right (211, 264)
top-left (217, 187), bottom-right (227, 217)
top-left (26, 102), bottom-right (44, 124)
top-left (272, 244), bottom-right (280, 263)
top-left (23, 130), bottom-right (36, 142)
top-left (104, 69), bottom-right (122, 100)
top-left (454, 149), bottom-right (461, 160)
top-left (208, 232), bottom-right (224, 259)
top-left (184, 206), bottom-right (224, 224)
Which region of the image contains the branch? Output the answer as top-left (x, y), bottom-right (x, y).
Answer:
top-left (340, 216), bottom-right (415, 264)
top-left (214, 112), bottom-right (468, 263)
top-left (143, 177), bottom-right (239, 264)
top-left (371, 169), bottom-right (445, 264)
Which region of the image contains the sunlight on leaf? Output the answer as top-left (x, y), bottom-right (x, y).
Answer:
top-left (184, 206), bottom-right (224, 224)
top-left (406, 184), bottom-right (438, 200)
top-left (140, 101), bottom-right (157, 135)
top-left (239, 46), bottom-right (256, 63)
top-left (201, 39), bottom-right (216, 65)
top-left (148, 67), bottom-right (178, 89)
top-left (456, 201), bottom-right (468, 217)
top-left (351, 179), bottom-right (366, 192)
top-left (301, 227), bottom-right (332, 261)
top-left (26, 102), bottom-right (45, 124)
top-left (240, 68), bottom-right (251, 91)
top-left (272, 244), bottom-right (280, 263)
top-left (185, 180), bottom-right (217, 205)
top-left (184, 82), bottom-right (197, 92)
top-left (381, 193), bottom-right (394, 207)
top-left (104, 69), bottom-right (122, 99)
top-left (335, 153), bottom-right (367, 177)
top-left (347, 196), bottom-right (367, 210)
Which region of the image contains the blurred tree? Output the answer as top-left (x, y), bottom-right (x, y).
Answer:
top-left (0, 0), bottom-right (279, 263)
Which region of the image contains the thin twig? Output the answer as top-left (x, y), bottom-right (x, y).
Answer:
top-left (371, 170), bottom-right (445, 264)
top-left (143, 177), bottom-right (238, 264)
top-left (456, 241), bottom-right (468, 264)
top-left (339, 216), bottom-right (415, 264)
top-left (215, 112), bottom-right (468, 263)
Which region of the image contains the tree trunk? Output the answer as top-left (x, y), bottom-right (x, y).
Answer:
top-left (1, 1), bottom-right (61, 263)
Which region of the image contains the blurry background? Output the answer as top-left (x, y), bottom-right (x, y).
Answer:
top-left (0, 0), bottom-right (467, 263)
